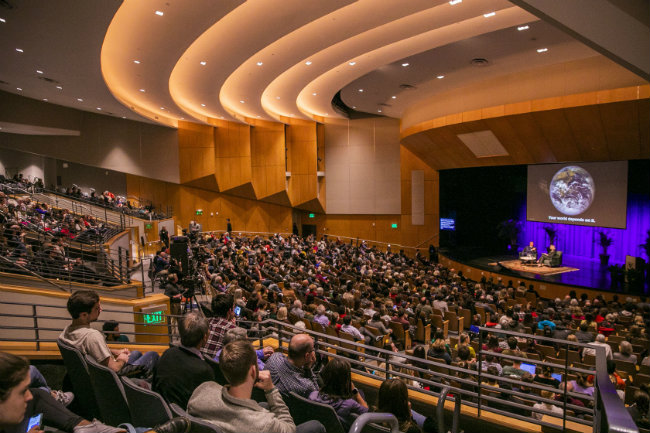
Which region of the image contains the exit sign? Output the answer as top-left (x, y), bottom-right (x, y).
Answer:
top-left (196, 209), bottom-right (203, 215)
top-left (143, 310), bottom-right (165, 324)
top-left (391, 223), bottom-right (398, 229)
top-left (309, 213), bottom-right (315, 218)
top-left (145, 223), bottom-right (153, 229)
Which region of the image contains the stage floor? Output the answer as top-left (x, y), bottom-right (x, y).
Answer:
top-left (448, 252), bottom-right (649, 294)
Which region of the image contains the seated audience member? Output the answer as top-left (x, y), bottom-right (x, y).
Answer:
top-left (0, 351), bottom-right (126, 433)
top-left (313, 304), bottom-right (330, 328)
top-left (582, 334), bottom-right (613, 360)
top-left (368, 313), bottom-right (393, 335)
top-left (264, 334), bottom-right (319, 397)
top-left (532, 390), bottom-right (562, 420)
top-left (376, 379), bottom-right (428, 432)
top-left (340, 315), bottom-right (364, 341)
top-left (153, 312), bottom-right (214, 409)
top-left (533, 366), bottom-right (560, 388)
top-left (574, 323), bottom-right (594, 344)
top-left (427, 339), bottom-right (451, 365)
top-left (309, 357), bottom-right (368, 430)
top-left (566, 373), bottom-right (595, 398)
top-left (454, 333), bottom-right (476, 359)
top-left (501, 336), bottom-right (526, 358)
top-left (102, 320), bottom-right (129, 343)
top-left (28, 365), bottom-right (73, 406)
top-left (613, 341), bottom-right (637, 364)
top-left (627, 390), bottom-right (650, 429)
top-left (213, 327), bottom-right (273, 369)
top-left (188, 340), bottom-right (324, 433)
top-left (501, 359), bottom-right (526, 378)
top-left (481, 354), bottom-right (503, 376)
top-left (202, 294), bottom-right (237, 358)
top-left (59, 290), bottom-right (158, 376)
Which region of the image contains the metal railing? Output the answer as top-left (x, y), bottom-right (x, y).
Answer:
top-left (0, 299), bottom-right (639, 433)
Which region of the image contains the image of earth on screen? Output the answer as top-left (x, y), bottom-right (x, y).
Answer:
top-left (526, 161), bottom-right (628, 229)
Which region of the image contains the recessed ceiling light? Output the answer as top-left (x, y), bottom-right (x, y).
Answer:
top-left (160, 107), bottom-right (165, 110)
top-left (391, 96), bottom-right (396, 99)
top-left (180, 117), bottom-right (185, 120)
top-left (449, 0), bottom-right (462, 4)
top-left (437, 75), bottom-right (445, 79)
top-left (201, 104), bottom-right (206, 107)
top-left (484, 12), bottom-right (496, 17)
top-left (15, 48), bottom-right (23, 53)
top-left (96, 107), bottom-right (102, 110)
top-left (352, 106), bottom-right (356, 109)
top-left (155, 10), bottom-right (164, 16)
top-left (240, 100), bottom-right (245, 104)
top-left (537, 48), bottom-right (548, 53)
top-left (377, 110), bottom-right (382, 113)
top-left (517, 25), bottom-right (529, 31)
top-left (0, 18), bottom-right (5, 23)
top-left (312, 92), bottom-right (317, 96)
top-left (42, 98), bottom-right (48, 101)
top-left (402, 63), bottom-right (410, 67)
top-left (133, 60), bottom-right (140, 64)
top-left (276, 96), bottom-right (281, 100)
top-left (122, 116), bottom-right (126, 119)
top-left (256, 61), bottom-right (263, 66)
top-left (256, 115), bottom-right (261, 118)
top-left (139, 88), bottom-right (145, 92)
top-left (200, 61), bottom-right (207, 66)
top-left (348, 61), bottom-right (356, 66)
top-left (358, 89), bottom-right (363, 92)
top-left (77, 98), bottom-right (83, 101)
top-left (36, 70), bottom-right (43, 74)
top-left (305, 61), bottom-right (312, 65)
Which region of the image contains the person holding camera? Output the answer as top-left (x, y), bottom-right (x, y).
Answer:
top-left (164, 273), bottom-right (183, 317)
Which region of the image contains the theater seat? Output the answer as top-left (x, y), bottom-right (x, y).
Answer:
top-left (56, 339), bottom-right (101, 420)
top-left (121, 376), bottom-right (173, 428)
top-left (85, 355), bottom-right (132, 426)
top-left (549, 251), bottom-right (563, 267)
top-left (285, 391), bottom-right (346, 433)
top-left (169, 403), bottom-right (223, 433)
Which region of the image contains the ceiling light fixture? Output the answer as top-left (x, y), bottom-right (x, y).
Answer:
top-left (160, 107), bottom-right (165, 110)
top-left (0, 18), bottom-right (6, 23)
top-left (77, 98), bottom-right (83, 101)
top-left (56, 86), bottom-right (62, 90)
top-left (240, 100), bottom-right (245, 103)
top-left (15, 48), bottom-right (23, 53)
top-left (36, 70), bottom-right (43, 74)
top-left (96, 107), bottom-right (102, 110)
top-left (155, 10), bottom-right (164, 16)
top-left (42, 98), bottom-right (48, 101)
top-left (133, 60), bottom-right (140, 64)
top-left (437, 75), bottom-right (445, 79)
top-left (305, 61), bottom-right (312, 65)
top-left (348, 61), bottom-right (356, 66)
top-left (449, 0), bottom-right (462, 4)
top-left (312, 92), bottom-right (317, 96)
top-left (358, 89), bottom-right (364, 92)
top-left (201, 103), bottom-right (206, 107)
top-left (256, 115), bottom-right (261, 118)
top-left (17, 87), bottom-right (22, 91)
top-left (352, 106), bottom-right (356, 109)
top-left (483, 12), bottom-right (496, 17)
top-left (276, 96), bottom-right (281, 100)
top-left (378, 110), bottom-right (382, 113)
top-left (200, 61), bottom-right (207, 66)
top-left (122, 116), bottom-right (126, 119)
top-left (402, 63), bottom-right (410, 67)
top-left (391, 96), bottom-right (396, 99)
top-left (256, 61), bottom-right (263, 66)
top-left (517, 25), bottom-right (529, 31)
top-left (139, 88), bottom-right (145, 92)
top-left (537, 48), bottom-right (548, 53)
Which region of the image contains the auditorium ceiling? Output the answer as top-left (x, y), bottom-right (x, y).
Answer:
top-left (0, 0), bottom-right (648, 161)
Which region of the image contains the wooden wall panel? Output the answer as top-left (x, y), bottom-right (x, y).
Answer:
top-left (177, 121), bottom-right (215, 184)
top-left (286, 122), bottom-right (318, 207)
top-left (214, 121), bottom-right (253, 194)
top-left (250, 121), bottom-right (286, 199)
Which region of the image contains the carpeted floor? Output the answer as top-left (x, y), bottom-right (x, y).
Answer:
top-left (489, 260), bottom-right (579, 276)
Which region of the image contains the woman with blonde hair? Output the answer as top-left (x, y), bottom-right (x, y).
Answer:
top-left (276, 306), bottom-right (288, 322)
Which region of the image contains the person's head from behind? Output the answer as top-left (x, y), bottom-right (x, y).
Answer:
top-left (457, 345), bottom-right (471, 361)
top-left (288, 333), bottom-right (316, 368)
top-left (633, 390), bottom-right (650, 414)
top-left (343, 315), bottom-right (352, 326)
top-left (0, 352), bottom-right (32, 425)
top-left (222, 327), bottom-right (248, 347)
top-left (319, 357), bottom-right (352, 400)
top-left (619, 341), bottom-right (633, 356)
top-left (219, 340), bottom-right (258, 386)
top-left (67, 290), bottom-right (100, 320)
top-left (378, 379), bottom-right (412, 423)
top-left (180, 312), bottom-right (209, 348)
top-left (211, 294), bottom-right (234, 318)
top-left (507, 336), bottom-right (518, 350)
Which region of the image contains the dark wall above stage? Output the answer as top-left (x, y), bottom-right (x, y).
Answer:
top-left (440, 160), bottom-right (650, 265)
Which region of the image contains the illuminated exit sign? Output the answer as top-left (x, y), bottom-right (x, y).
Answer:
top-left (140, 304), bottom-right (167, 325)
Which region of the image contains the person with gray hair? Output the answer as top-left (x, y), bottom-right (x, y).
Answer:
top-left (213, 328), bottom-right (274, 369)
top-left (582, 333), bottom-right (613, 360)
top-left (614, 341), bottom-right (638, 364)
top-left (153, 312), bottom-right (215, 408)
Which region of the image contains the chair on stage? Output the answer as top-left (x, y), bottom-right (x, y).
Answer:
top-left (541, 251), bottom-right (563, 267)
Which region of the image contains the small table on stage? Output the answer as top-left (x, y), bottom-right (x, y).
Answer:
top-left (519, 254), bottom-right (537, 265)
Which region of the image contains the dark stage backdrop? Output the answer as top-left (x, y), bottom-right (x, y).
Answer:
top-left (439, 160), bottom-right (650, 265)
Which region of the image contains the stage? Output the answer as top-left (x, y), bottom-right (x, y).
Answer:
top-left (440, 248), bottom-right (649, 295)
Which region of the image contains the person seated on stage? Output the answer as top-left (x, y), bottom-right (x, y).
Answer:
top-left (538, 244), bottom-right (558, 266)
top-left (522, 241), bottom-right (537, 258)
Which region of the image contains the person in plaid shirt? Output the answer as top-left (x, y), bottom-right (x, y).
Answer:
top-left (201, 294), bottom-right (237, 358)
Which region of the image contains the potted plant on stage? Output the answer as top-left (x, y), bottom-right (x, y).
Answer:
top-left (598, 231), bottom-right (613, 267)
top-left (497, 219), bottom-right (522, 254)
